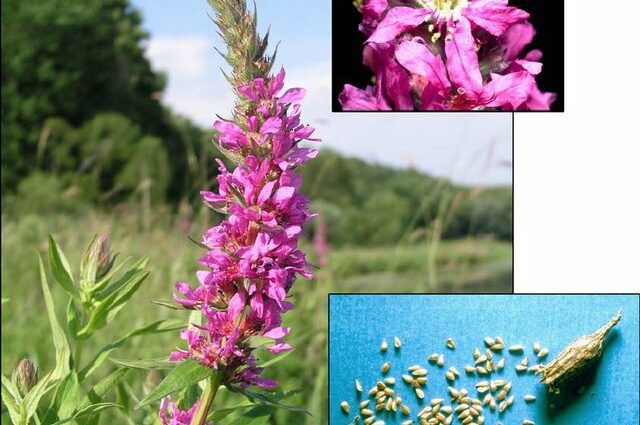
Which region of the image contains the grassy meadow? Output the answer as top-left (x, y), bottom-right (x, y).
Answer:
top-left (1, 205), bottom-right (510, 424)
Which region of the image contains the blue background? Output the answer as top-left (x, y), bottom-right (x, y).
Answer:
top-left (329, 295), bottom-right (639, 425)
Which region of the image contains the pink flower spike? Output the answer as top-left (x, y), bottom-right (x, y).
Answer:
top-left (366, 6), bottom-right (431, 44)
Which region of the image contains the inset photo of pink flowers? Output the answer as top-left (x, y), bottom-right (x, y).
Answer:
top-left (333, 0), bottom-right (564, 112)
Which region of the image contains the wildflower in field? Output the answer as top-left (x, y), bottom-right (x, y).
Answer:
top-left (162, 1), bottom-right (319, 422)
top-left (340, 0), bottom-right (556, 111)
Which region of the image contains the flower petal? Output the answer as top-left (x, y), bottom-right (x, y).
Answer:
top-left (366, 6), bottom-right (431, 44)
top-left (279, 87), bottom-right (306, 104)
top-left (445, 18), bottom-right (483, 94)
top-left (484, 71), bottom-right (535, 109)
top-left (396, 39), bottom-right (451, 94)
top-left (338, 84), bottom-right (391, 111)
top-left (463, 0), bottom-right (529, 37)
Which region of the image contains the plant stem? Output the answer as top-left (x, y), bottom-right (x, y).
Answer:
top-left (190, 373), bottom-right (222, 425)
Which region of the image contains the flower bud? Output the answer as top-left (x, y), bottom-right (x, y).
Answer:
top-left (95, 235), bottom-right (115, 279)
top-left (12, 358), bottom-right (37, 396)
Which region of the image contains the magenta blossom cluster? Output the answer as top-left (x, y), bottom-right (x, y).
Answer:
top-left (160, 398), bottom-right (211, 425)
top-left (340, 0), bottom-right (556, 111)
top-left (168, 67), bottom-right (319, 395)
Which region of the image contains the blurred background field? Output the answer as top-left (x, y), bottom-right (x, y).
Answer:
top-left (1, 0), bottom-right (511, 423)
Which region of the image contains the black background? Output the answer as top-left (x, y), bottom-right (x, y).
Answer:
top-left (331, 1), bottom-right (564, 112)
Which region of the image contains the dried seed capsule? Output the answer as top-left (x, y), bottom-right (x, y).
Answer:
top-left (394, 336), bottom-right (401, 349)
top-left (381, 362), bottom-right (391, 373)
top-left (538, 311), bottom-right (621, 393)
top-left (341, 401), bottom-right (350, 414)
top-left (355, 379), bottom-right (363, 392)
top-left (446, 338), bottom-right (456, 349)
top-left (381, 338), bottom-right (388, 352)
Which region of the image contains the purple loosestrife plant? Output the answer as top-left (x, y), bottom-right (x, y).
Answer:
top-left (155, 1), bottom-right (319, 424)
top-left (340, 0), bottom-right (556, 111)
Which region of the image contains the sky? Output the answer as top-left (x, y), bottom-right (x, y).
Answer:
top-left (132, 0), bottom-right (512, 186)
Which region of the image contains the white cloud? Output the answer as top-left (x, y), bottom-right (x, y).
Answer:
top-left (147, 35), bottom-right (210, 79)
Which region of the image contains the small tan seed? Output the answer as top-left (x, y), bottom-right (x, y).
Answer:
top-left (360, 400), bottom-right (370, 408)
top-left (381, 338), bottom-right (388, 352)
top-left (431, 398), bottom-right (444, 406)
top-left (508, 345), bottom-right (524, 352)
top-left (520, 356), bottom-right (529, 367)
top-left (401, 421), bottom-right (413, 425)
top-left (402, 375), bottom-right (414, 384)
top-left (356, 379), bottom-right (363, 392)
top-left (484, 337), bottom-right (495, 347)
top-left (475, 355), bottom-right (487, 365)
top-left (446, 371), bottom-right (455, 381)
top-left (497, 358), bottom-right (505, 370)
top-left (340, 401), bottom-right (349, 414)
top-left (515, 364), bottom-right (527, 372)
top-left (428, 353), bottom-right (439, 362)
top-left (394, 336), bottom-right (401, 349)
top-left (437, 354), bottom-right (445, 367)
top-left (415, 376), bottom-right (428, 384)
top-left (364, 418), bottom-right (376, 425)
top-left (533, 341), bottom-right (541, 354)
top-left (381, 362), bottom-right (391, 373)
top-left (446, 338), bottom-right (456, 349)
top-left (401, 404), bottom-right (410, 415)
top-left (415, 387), bottom-right (425, 399)
top-left (476, 366), bottom-right (488, 374)
top-left (383, 377), bottom-right (395, 385)
top-left (464, 365), bottom-right (476, 373)
top-left (408, 364), bottom-right (421, 371)
top-left (524, 394), bottom-right (536, 402)
top-left (449, 366), bottom-right (460, 376)
top-left (361, 408), bottom-right (374, 416)
top-left (537, 347), bottom-right (549, 358)
top-left (523, 420), bottom-right (535, 425)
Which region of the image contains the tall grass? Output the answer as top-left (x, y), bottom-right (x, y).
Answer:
top-left (1, 206), bottom-right (510, 424)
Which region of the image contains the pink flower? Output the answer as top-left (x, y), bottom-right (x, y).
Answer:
top-left (170, 68), bottom-right (318, 389)
top-left (159, 397), bottom-right (211, 425)
top-left (340, 0), bottom-right (555, 111)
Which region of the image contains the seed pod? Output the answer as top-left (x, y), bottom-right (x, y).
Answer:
top-left (538, 311), bottom-right (622, 393)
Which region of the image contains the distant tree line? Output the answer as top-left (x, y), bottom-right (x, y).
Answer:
top-left (1, 0), bottom-right (512, 244)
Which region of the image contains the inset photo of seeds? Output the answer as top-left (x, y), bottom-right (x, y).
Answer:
top-left (332, 0), bottom-right (564, 112)
top-left (329, 294), bottom-right (639, 424)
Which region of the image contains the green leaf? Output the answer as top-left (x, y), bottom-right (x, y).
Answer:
top-left (76, 265), bottom-right (149, 339)
top-left (52, 402), bottom-right (121, 425)
top-left (245, 336), bottom-right (275, 350)
top-left (42, 372), bottom-right (81, 423)
top-left (48, 235), bottom-right (79, 301)
top-left (39, 255), bottom-right (71, 380)
top-left (75, 369), bottom-right (130, 425)
top-left (79, 235), bottom-right (100, 289)
top-left (135, 360), bottom-right (213, 410)
top-left (21, 371), bottom-right (56, 424)
top-left (1, 374), bottom-right (23, 424)
top-left (207, 403), bottom-right (254, 421)
top-left (258, 349), bottom-right (292, 368)
top-left (226, 405), bottom-right (274, 425)
top-left (230, 387), bottom-right (308, 415)
top-left (1, 298), bottom-right (9, 304)
top-left (66, 299), bottom-right (82, 339)
top-left (151, 299), bottom-right (184, 310)
top-left (110, 357), bottom-right (176, 370)
top-left (79, 319), bottom-right (183, 379)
